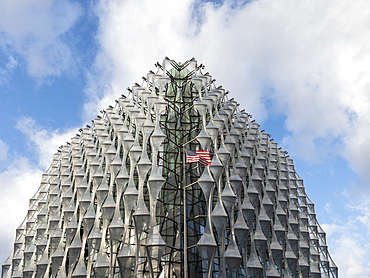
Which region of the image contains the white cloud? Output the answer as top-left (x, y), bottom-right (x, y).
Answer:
top-left (328, 230), bottom-right (370, 278)
top-left (0, 156), bottom-right (43, 265)
top-left (0, 0), bottom-right (82, 78)
top-left (0, 55), bottom-right (17, 84)
top-left (0, 139), bottom-right (9, 161)
top-left (321, 197), bottom-right (370, 278)
top-left (322, 199), bottom-right (370, 278)
top-left (15, 117), bottom-right (77, 169)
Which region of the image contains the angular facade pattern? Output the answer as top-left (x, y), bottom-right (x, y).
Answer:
top-left (2, 58), bottom-right (338, 278)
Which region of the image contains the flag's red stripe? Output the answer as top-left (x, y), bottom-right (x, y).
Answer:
top-left (186, 155), bottom-right (200, 163)
top-left (198, 156), bottom-right (211, 166)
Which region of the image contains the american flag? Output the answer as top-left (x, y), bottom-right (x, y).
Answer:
top-left (185, 149), bottom-right (211, 166)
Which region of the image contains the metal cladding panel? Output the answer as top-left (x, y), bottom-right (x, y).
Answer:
top-left (2, 58), bottom-right (337, 278)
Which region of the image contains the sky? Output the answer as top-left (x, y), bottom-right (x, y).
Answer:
top-left (0, 0), bottom-right (369, 277)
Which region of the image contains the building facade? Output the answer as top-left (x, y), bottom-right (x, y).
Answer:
top-left (2, 58), bottom-right (338, 278)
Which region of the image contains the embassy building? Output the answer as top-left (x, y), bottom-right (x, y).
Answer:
top-left (2, 58), bottom-right (338, 278)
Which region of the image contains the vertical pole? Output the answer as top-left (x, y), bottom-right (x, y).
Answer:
top-left (183, 147), bottom-right (188, 278)
top-left (109, 238), bottom-right (113, 277)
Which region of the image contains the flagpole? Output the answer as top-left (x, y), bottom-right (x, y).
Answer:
top-left (183, 146), bottom-right (188, 278)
